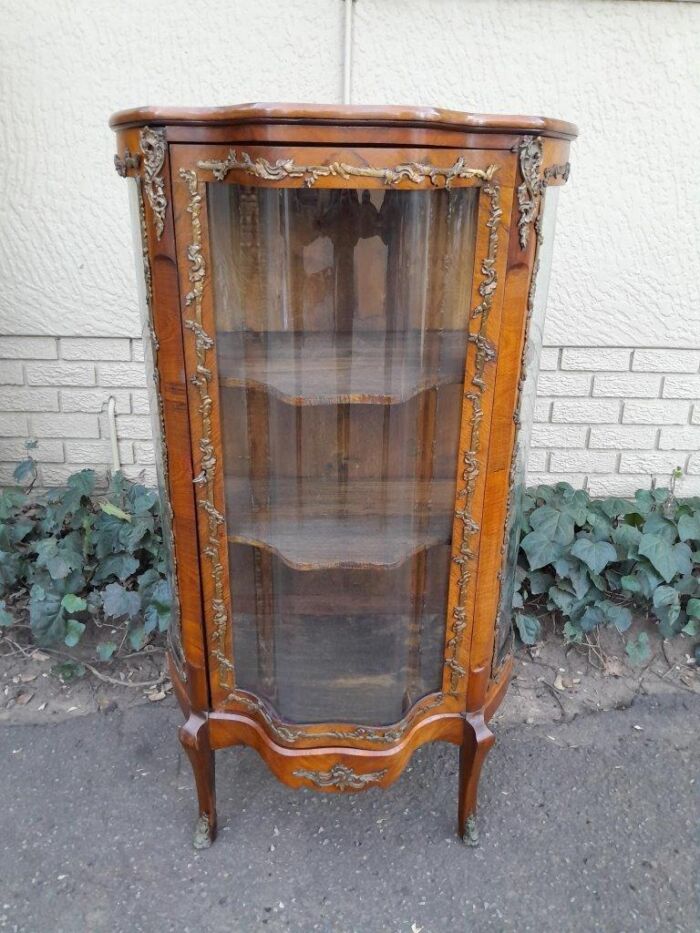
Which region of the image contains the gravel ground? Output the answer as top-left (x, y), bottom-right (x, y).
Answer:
top-left (0, 691), bottom-right (697, 933)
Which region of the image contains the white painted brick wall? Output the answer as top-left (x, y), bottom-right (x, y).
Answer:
top-left (530, 345), bottom-right (700, 497)
top-left (0, 336), bottom-right (156, 487)
top-left (0, 339), bottom-right (698, 498)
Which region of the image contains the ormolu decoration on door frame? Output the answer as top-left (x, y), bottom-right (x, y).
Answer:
top-left (233, 691), bottom-right (444, 747)
top-left (192, 152), bottom-right (501, 716)
top-left (140, 126), bottom-right (167, 239)
top-left (198, 149), bottom-right (497, 189)
top-left (180, 167), bottom-right (234, 689)
top-left (445, 180), bottom-right (501, 694)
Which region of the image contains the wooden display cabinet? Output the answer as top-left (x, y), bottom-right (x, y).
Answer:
top-left (110, 104), bottom-right (576, 847)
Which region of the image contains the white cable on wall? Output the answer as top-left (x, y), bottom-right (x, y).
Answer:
top-left (343, 0), bottom-right (355, 104)
top-left (106, 396), bottom-right (121, 473)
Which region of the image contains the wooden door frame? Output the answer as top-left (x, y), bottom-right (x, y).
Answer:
top-left (167, 140), bottom-right (519, 744)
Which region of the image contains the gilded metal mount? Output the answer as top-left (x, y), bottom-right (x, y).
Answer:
top-left (293, 763), bottom-right (388, 790)
top-left (140, 126), bottom-right (167, 239)
top-left (198, 149), bottom-right (497, 188)
top-left (114, 149), bottom-right (140, 177)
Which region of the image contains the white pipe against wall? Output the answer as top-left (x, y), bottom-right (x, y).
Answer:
top-left (343, 0), bottom-right (354, 104)
top-left (106, 396), bottom-right (121, 473)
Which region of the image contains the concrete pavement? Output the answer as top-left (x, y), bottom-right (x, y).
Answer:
top-left (1, 693), bottom-right (697, 932)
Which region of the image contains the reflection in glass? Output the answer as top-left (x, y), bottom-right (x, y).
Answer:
top-left (208, 183), bottom-right (478, 724)
top-left (494, 188), bottom-right (560, 666)
top-left (127, 179), bottom-right (183, 668)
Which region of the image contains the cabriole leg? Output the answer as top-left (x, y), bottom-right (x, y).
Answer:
top-left (179, 713), bottom-right (217, 849)
top-left (457, 710), bottom-right (495, 846)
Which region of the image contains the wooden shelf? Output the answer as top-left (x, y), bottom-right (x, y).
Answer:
top-left (225, 477), bottom-right (455, 570)
top-left (217, 330), bottom-right (467, 406)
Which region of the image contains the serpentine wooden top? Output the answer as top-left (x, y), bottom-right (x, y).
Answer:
top-left (109, 102), bottom-right (578, 140)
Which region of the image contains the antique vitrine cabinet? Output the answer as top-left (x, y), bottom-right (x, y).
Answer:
top-left (110, 104), bottom-right (576, 847)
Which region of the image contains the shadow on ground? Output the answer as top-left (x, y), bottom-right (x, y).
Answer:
top-left (1, 692), bottom-right (697, 932)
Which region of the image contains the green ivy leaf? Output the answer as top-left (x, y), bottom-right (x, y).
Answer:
top-left (686, 598), bottom-right (700, 619)
top-left (675, 574), bottom-right (699, 597)
top-left (652, 585), bottom-right (681, 636)
top-left (561, 489), bottom-right (589, 526)
top-left (29, 585), bottom-right (66, 645)
top-left (0, 600), bottom-right (13, 627)
top-left (35, 537), bottom-right (83, 581)
top-left (92, 513), bottom-right (125, 559)
top-left (92, 553), bottom-right (140, 584)
top-left (586, 509), bottom-right (613, 542)
top-left (51, 660), bottom-right (86, 682)
top-left (514, 613), bottom-right (541, 645)
top-left (633, 490), bottom-right (655, 515)
top-left (620, 574), bottom-right (641, 594)
top-left (0, 549), bottom-right (24, 592)
top-left (530, 484), bottom-right (555, 504)
top-left (144, 603), bottom-right (159, 635)
top-left (599, 497), bottom-right (637, 519)
top-left (598, 600), bottom-right (633, 633)
top-left (677, 512), bottom-right (700, 543)
top-left (527, 570), bottom-right (554, 595)
top-left (119, 516), bottom-right (154, 552)
top-left (625, 632), bottom-right (651, 665)
top-left (520, 532), bottom-right (563, 571)
top-left (548, 585), bottom-right (576, 615)
top-left (64, 618), bottom-right (86, 647)
top-left (49, 470), bottom-right (96, 527)
top-left (100, 501), bottom-right (132, 522)
top-left (638, 534), bottom-right (677, 583)
top-left (96, 641), bottom-right (117, 661)
top-left (553, 557), bottom-right (591, 599)
top-left (0, 489), bottom-right (25, 520)
top-left (642, 513), bottom-right (678, 545)
top-left (681, 617), bottom-right (699, 637)
top-left (10, 521), bottom-right (34, 544)
top-left (634, 561), bottom-right (664, 599)
top-left (136, 569), bottom-right (163, 614)
top-left (579, 604), bottom-right (605, 632)
top-left (612, 523), bottom-right (642, 559)
top-left (529, 505), bottom-right (576, 545)
top-left (143, 578), bottom-right (171, 634)
top-left (102, 582), bottom-right (142, 620)
top-left (563, 619), bottom-right (584, 643)
top-left (13, 457), bottom-right (36, 485)
top-left (60, 593), bottom-right (87, 614)
top-left (570, 537), bottom-right (617, 575)
top-left (129, 486), bottom-right (159, 514)
top-left (672, 542), bottom-right (693, 577)
top-left (128, 625), bottom-right (146, 651)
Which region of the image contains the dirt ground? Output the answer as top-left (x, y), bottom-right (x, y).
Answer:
top-left (1, 617), bottom-right (697, 727)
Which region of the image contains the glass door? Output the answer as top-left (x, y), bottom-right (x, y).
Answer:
top-left (206, 181), bottom-right (478, 725)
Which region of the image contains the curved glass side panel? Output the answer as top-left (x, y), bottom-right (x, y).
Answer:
top-left (208, 183), bottom-right (478, 725)
top-left (494, 188), bottom-right (560, 667)
top-left (127, 179), bottom-right (183, 671)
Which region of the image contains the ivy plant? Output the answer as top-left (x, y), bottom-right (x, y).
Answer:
top-left (1, 456), bottom-right (698, 670)
top-left (514, 480), bottom-right (700, 663)
top-left (0, 465), bottom-right (172, 658)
